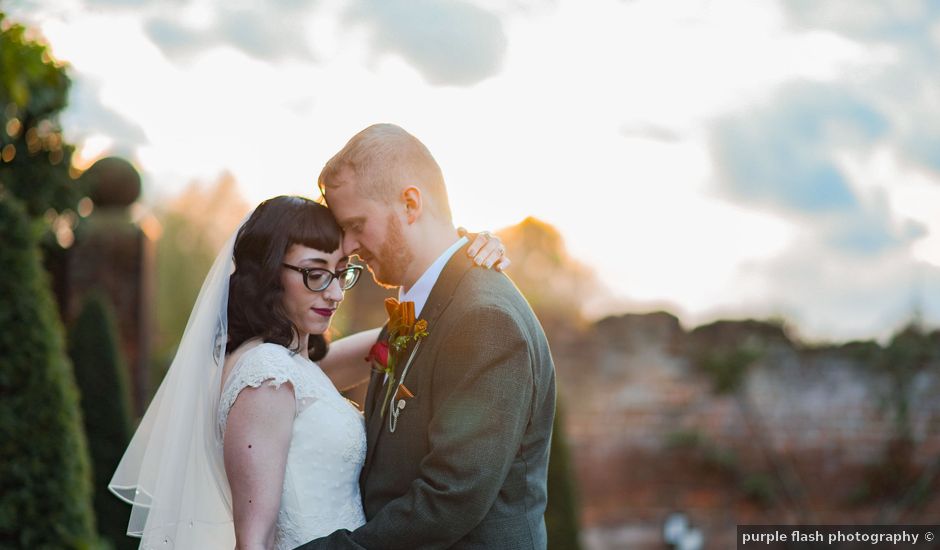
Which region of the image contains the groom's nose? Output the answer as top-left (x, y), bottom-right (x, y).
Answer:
top-left (342, 233), bottom-right (360, 257)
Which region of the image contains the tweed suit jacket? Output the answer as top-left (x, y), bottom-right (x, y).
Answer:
top-left (296, 242), bottom-right (556, 549)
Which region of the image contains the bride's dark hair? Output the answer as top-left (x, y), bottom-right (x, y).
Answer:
top-left (227, 195), bottom-right (343, 360)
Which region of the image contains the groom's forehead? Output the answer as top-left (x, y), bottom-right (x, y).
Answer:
top-left (330, 192), bottom-right (386, 229)
top-left (327, 164), bottom-right (360, 190)
top-left (320, 164), bottom-right (355, 203)
top-left (328, 183), bottom-right (365, 212)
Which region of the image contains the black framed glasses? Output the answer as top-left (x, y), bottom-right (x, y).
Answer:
top-left (282, 263), bottom-right (363, 292)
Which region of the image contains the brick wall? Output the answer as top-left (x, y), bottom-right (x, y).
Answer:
top-left (552, 313), bottom-right (940, 549)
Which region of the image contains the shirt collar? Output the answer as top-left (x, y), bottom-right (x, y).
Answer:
top-left (399, 236), bottom-right (469, 317)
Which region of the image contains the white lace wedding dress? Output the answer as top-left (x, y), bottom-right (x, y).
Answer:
top-left (218, 343), bottom-right (367, 549)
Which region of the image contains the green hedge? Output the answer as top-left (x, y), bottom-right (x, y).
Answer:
top-left (69, 294), bottom-right (134, 550)
top-left (0, 197), bottom-right (98, 548)
top-left (546, 399), bottom-right (582, 550)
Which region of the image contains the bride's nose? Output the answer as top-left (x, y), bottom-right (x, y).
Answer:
top-left (322, 276), bottom-right (344, 303)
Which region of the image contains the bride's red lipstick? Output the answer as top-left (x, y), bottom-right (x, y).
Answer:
top-left (312, 307), bottom-right (335, 317)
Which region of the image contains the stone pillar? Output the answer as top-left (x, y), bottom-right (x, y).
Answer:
top-left (68, 157), bottom-right (155, 416)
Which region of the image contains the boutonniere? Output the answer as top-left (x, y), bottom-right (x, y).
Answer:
top-left (364, 298), bottom-right (430, 418)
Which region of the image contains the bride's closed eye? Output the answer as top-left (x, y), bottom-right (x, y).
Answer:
top-left (306, 271), bottom-right (330, 287)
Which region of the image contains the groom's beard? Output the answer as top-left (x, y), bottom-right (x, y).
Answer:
top-left (368, 212), bottom-right (413, 289)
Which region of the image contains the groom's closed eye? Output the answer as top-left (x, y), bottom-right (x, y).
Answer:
top-left (342, 218), bottom-right (365, 233)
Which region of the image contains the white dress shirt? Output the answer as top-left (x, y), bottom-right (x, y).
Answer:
top-left (399, 236), bottom-right (469, 317)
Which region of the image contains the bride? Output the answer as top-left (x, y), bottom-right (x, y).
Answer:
top-left (109, 195), bottom-right (507, 549)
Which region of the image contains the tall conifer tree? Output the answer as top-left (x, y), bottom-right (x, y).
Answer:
top-left (0, 197), bottom-right (98, 547)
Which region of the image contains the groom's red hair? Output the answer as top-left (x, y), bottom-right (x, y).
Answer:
top-left (318, 123), bottom-right (453, 223)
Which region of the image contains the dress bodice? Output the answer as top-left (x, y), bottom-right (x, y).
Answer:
top-left (218, 343), bottom-right (366, 549)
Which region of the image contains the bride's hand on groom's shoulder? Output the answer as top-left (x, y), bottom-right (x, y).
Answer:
top-left (458, 227), bottom-right (511, 272)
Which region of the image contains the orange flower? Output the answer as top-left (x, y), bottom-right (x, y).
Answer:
top-left (401, 301), bottom-right (415, 328)
top-left (385, 297), bottom-right (402, 333)
top-left (385, 298), bottom-right (416, 334)
top-left (384, 297), bottom-right (399, 318)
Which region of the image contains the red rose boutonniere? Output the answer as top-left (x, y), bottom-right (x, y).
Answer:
top-left (366, 340), bottom-right (389, 368)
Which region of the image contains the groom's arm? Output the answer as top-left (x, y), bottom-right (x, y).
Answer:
top-left (317, 327), bottom-right (382, 391)
top-left (297, 305), bottom-right (535, 550)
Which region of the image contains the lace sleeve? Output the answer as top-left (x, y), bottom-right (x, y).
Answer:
top-left (217, 344), bottom-right (316, 439)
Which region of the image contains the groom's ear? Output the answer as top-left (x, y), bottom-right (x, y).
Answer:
top-left (402, 186), bottom-right (422, 224)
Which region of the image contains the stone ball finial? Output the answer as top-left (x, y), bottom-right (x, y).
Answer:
top-left (81, 157), bottom-right (141, 207)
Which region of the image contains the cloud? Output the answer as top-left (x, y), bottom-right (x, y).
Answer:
top-left (900, 103), bottom-right (940, 174)
top-left (143, 17), bottom-right (209, 58)
top-left (215, 8), bottom-right (313, 60)
top-left (63, 76), bottom-right (148, 150)
top-left (823, 199), bottom-right (927, 256)
top-left (780, 0), bottom-right (940, 174)
top-left (780, 0), bottom-right (940, 43)
top-left (344, 0), bottom-right (508, 86)
top-left (28, 0), bottom-right (509, 85)
top-left (83, 0), bottom-right (161, 6)
top-left (712, 83), bottom-right (887, 214)
top-left (9, 0), bottom-right (159, 9)
top-left (144, 5), bottom-right (314, 62)
top-left (700, 1), bottom-right (940, 336)
top-left (708, 77), bottom-right (936, 258)
top-left (740, 239), bottom-right (940, 342)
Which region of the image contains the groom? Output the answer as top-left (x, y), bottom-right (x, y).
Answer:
top-left (298, 124), bottom-right (556, 549)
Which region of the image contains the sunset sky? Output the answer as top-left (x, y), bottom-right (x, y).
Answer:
top-left (7, 0), bottom-right (940, 341)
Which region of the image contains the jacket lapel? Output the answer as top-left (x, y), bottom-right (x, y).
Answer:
top-left (362, 371), bottom-right (386, 483)
top-left (414, 242), bottom-right (475, 339)
top-left (389, 241), bottom-right (476, 399)
top-left (363, 324), bottom-right (389, 422)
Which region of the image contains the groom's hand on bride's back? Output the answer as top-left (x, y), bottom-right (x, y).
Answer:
top-left (458, 227), bottom-right (511, 271)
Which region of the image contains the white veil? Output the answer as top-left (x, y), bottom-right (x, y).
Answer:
top-left (109, 221), bottom-right (245, 549)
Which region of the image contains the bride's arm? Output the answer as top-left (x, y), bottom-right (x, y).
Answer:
top-left (224, 382), bottom-right (295, 550)
top-left (320, 328), bottom-right (381, 391)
